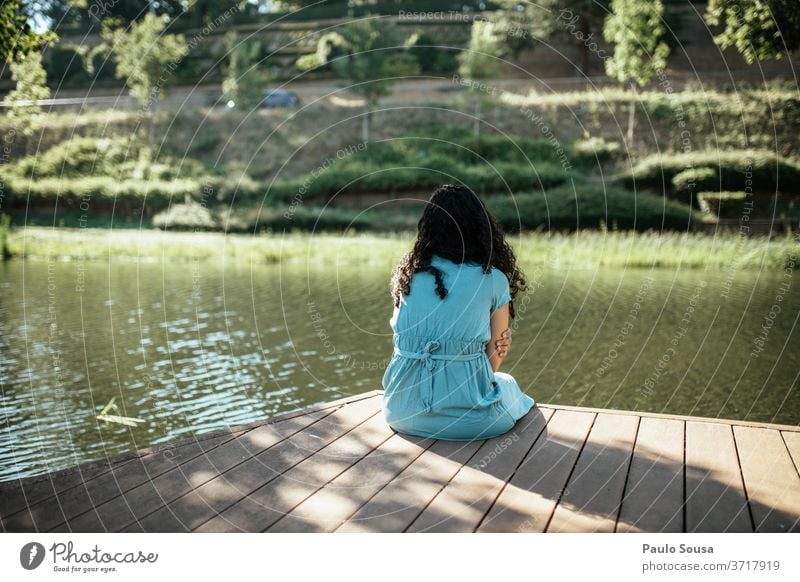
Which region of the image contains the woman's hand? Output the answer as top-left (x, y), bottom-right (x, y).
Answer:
top-left (495, 328), bottom-right (512, 358)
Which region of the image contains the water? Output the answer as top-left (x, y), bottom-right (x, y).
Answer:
top-left (1, 258), bottom-right (798, 482)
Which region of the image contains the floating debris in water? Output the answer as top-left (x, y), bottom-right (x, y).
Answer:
top-left (96, 397), bottom-right (145, 427)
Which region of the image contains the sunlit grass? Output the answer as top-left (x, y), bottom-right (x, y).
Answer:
top-left (7, 227), bottom-right (798, 271)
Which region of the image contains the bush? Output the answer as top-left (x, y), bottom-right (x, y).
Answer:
top-left (153, 201), bottom-right (217, 230)
top-left (571, 137), bottom-right (622, 166)
top-left (624, 151), bottom-right (800, 195)
top-left (243, 206), bottom-right (373, 232)
top-left (697, 191), bottom-right (748, 219)
top-left (672, 167), bottom-right (718, 193)
top-left (485, 184), bottom-right (697, 232)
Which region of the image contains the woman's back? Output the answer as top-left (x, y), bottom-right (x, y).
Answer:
top-left (382, 254), bottom-right (534, 441)
top-left (390, 255), bottom-right (510, 346)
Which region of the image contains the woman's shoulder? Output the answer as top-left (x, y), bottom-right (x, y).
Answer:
top-left (431, 254), bottom-right (487, 272)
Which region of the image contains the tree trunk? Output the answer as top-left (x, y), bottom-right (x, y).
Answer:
top-left (578, 21), bottom-right (592, 79)
top-left (148, 94), bottom-right (158, 146)
top-left (362, 104), bottom-right (370, 144)
top-left (627, 80), bottom-right (636, 146)
top-left (473, 97), bottom-right (481, 136)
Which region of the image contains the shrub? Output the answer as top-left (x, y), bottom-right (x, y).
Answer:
top-left (153, 201), bottom-right (217, 230)
top-left (571, 137), bottom-right (622, 165)
top-left (672, 167), bottom-right (718, 193)
top-left (697, 191), bottom-right (747, 219)
top-left (485, 184), bottom-right (697, 231)
top-left (624, 150), bottom-right (800, 194)
top-left (243, 205), bottom-right (373, 232)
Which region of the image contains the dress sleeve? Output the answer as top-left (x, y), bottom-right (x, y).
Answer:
top-left (490, 269), bottom-right (512, 313)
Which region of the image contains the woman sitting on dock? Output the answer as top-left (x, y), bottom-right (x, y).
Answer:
top-left (383, 184), bottom-right (535, 441)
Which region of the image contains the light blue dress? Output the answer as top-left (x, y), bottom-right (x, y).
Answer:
top-left (382, 254), bottom-right (535, 441)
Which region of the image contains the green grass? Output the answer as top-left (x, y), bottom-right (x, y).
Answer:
top-left (8, 227), bottom-right (799, 271)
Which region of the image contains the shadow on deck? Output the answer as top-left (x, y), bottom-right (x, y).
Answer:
top-left (2, 391), bottom-right (799, 533)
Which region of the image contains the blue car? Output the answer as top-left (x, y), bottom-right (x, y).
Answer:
top-left (262, 89), bottom-right (301, 108)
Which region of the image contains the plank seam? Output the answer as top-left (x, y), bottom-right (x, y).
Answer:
top-left (189, 409), bottom-right (384, 532)
top-left (471, 408), bottom-right (556, 533)
top-left (260, 429), bottom-right (398, 532)
top-left (779, 431), bottom-right (800, 479)
top-left (729, 425), bottom-right (757, 533)
top-left (613, 415), bottom-right (642, 533)
top-left (401, 442), bottom-right (484, 533)
top-left (326, 437), bottom-right (437, 532)
top-left (116, 407), bottom-right (342, 533)
top-left (542, 412), bottom-right (598, 533)
top-left (3, 429), bottom-right (253, 527)
top-left (681, 420), bottom-right (687, 533)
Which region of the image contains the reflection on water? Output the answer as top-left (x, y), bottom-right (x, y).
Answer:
top-left (0, 258), bottom-right (798, 481)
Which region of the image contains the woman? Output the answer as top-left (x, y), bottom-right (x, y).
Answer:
top-left (382, 184), bottom-right (535, 441)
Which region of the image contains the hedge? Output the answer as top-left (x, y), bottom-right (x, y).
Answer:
top-left (485, 185), bottom-right (697, 232)
top-left (624, 150), bottom-right (800, 194)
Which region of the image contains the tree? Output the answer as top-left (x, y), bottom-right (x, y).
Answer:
top-left (490, 1), bottom-right (539, 60)
top-left (298, 16), bottom-right (419, 143)
top-left (186, 0), bottom-right (242, 27)
top-left (1, 0), bottom-right (57, 62)
top-left (457, 19), bottom-right (506, 135)
top-left (705, 0), bottom-right (800, 63)
top-left (3, 50), bottom-right (51, 136)
top-left (85, 13), bottom-right (187, 144)
top-left (221, 31), bottom-right (270, 110)
top-left (530, 0), bottom-right (611, 78)
top-left (603, 0), bottom-right (669, 145)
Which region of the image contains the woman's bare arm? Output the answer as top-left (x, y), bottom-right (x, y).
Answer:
top-left (486, 304), bottom-right (511, 373)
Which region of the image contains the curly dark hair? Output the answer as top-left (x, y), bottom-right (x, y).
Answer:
top-left (390, 184), bottom-right (527, 318)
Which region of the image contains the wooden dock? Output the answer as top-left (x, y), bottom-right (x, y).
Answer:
top-left (2, 391), bottom-right (799, 533)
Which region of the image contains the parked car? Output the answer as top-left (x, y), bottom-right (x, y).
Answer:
top-left (262, 89), bottom-right (301, 108)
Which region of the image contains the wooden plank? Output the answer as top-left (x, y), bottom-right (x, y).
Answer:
top-left (194, 411), bottom-right (392, 532)
top-left (540, 402), bottom-right (800, 432)
top-left (129, 397), bottom-right (382, 533)
top-left (336, 439), bottom-right (482, 532)
top-left (734, 426), bottom-right (800, 532)
top-left (685, 421), bottom-right (752, 532)
top-left (0, 428), bottom-right (248, 521)
top-left (547, 413), bottom-right (639, 532)
top-left (1, 429), bottom-right (249, 532)
top-left (477, 409), bottom-right (595, 532)
top-left (267, 433), bottom-right (434, 532)
top-left (47, 404), bottom-right (345, 533)
top-left (406, 408), bottom-right (554, 533)
top-left (783, 432), bottom-right (800, 477)
top-left (0, 390), bottom-right (382, 522)
top-left (616, 417), bottom-right (684, 533)
top-left (77, 397), bottom-right (383, 533)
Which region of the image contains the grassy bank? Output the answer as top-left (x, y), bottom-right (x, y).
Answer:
top-left (6, 227), bottom-right (798, 271)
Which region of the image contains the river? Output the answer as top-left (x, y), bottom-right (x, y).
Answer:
top-left (0, 258), bottom-right (797, 482)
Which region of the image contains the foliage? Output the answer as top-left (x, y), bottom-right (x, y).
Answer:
top-left (89, 13), bottom-right (188, 108)
top-left (624, 150), bottom-right (800, 194)
top-left (0, 214), bottom-right (11, 260)
top-left (672, 167), bottom-right (718, 194)
top-left (221, 31), bottom-right (270, 110)
top-left (705, 0), bottom-right (800, 63)
top-left (153, 201), bottom-right (218, 230)
top-left (0, 0), bottom-right (57, 61)
top-left (522, 0), bottom-right (611, 76)
top-left (486, 184), bottom-right (697, 232)
top-left (407, 31), bottom-right (458, 73)
top-left (10, 227), bottom-right (800, 271)
top-left (603, 0), bottom-right (670, 88)
top-left (3, 50), bottom-right (52, 135)
top-left (457, 18), bottom-right (506, 82)
top-left (299, 16), bottom-right (419, 107)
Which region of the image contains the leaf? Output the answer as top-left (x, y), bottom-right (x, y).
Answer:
top-left (96, 414), bottom-right (146, 427)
